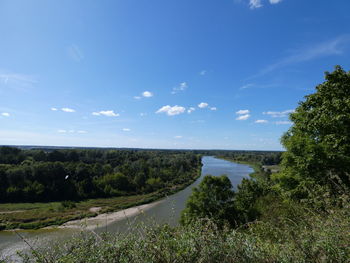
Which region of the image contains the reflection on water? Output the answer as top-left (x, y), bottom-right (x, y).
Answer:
top-left (0, 156), bottom-right (253, 261)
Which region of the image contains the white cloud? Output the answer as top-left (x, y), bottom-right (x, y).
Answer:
top-left (236, 109), bottom-right (250, 115)
top-left (142, 91), bottom-right (153, 97)
top-left (77, 130), bottom-right (87, 134)
top-left (61, 107), bottom-right (75, 113)
top-left (210, 107), bottom-right (217, 111)
top-left (275, 121), bottom-right (292, 125)
top-left (92, 110), bottom-right (119, 117)
top-left (122, 128), bottom-right (131, 132)
top-left (134, 96), bottom-right (141, 100)
top-left (269, 0), bottom-right (282, 4)
top-left (263, 109), bottom-right (294, 117)
top-left (1, 112), bottom-right (10, 117)
top-left (172, 82), bottom-right (188, 94)
top-left (198, 102), bottom-right (208, 108)
top-left (57, 129), bottom-right (67, 133)
top-left (51, 107), bottom-right (58, 111)
top-left (187, 107), bottom-right (196, 114)
top-left (156, 105), bottom-right (186, 116)
top-left (255, 119), bottom-right (268, 124)
top-left (174, 135), bottom-right (183, 139)
top-left (236, 114), bottom-right (250, 120)
top-left (249, 0), bottom-right (263, 9)
top-left (200, 70), bottom-right (206, 76)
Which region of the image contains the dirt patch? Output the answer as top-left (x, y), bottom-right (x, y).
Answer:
top-left (89, 207), bottom-right (102, 213)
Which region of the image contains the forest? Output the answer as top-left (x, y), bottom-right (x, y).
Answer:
top-left (0, 148), bottom-right (201, 203)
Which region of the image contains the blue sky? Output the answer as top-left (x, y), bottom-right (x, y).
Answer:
top-left (1, 0), bottom-right (350, 150)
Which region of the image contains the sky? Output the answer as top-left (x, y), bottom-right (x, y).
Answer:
top-left (1, 0), bottom-right (350, 150)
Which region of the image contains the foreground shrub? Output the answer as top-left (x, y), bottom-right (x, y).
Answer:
top-left (20, 206), bottom-right (350, 263)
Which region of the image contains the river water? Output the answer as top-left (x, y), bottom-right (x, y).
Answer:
top-left (0, 156), bottom-right (253, 261)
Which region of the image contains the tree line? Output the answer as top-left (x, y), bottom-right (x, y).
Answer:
top-left (0, 148), bottom-right (201, 203)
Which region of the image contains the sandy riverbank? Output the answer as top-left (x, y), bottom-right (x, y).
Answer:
top-left (55, 199), bottom-right (164, 230)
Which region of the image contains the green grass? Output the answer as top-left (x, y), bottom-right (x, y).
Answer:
top-left (0, 169), bottom-right (202, 230)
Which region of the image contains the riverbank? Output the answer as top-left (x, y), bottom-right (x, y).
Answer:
top-left (0, 168), bottom-right (202, 231)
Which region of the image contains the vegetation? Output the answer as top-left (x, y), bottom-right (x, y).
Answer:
top-left (180, 175), bottom-right (237, 227)
top-left (0, 149), bottom-right (201, 229)
top-left (0, 148), bottom-right (201, 203)
top-left (3, 66), bottom-right (350, 262)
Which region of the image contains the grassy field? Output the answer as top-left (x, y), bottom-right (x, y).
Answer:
top-left (0, 169), bottom-right (201, 230)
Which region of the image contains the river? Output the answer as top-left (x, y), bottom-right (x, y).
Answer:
top-left (0, 156), bottom-right (253, 261)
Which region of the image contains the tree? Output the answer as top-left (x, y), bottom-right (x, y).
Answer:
top-left (180, 175), bottom-right (237, 227)
top-left (280, 66), bottom-right (350, 197)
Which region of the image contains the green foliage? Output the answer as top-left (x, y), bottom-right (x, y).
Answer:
top-left (233, 178), bottom-right (270, 224)
top-left (0, 148), bottom-right (201, 203)
top-left (60, 200), bottom-right (76, 209)
top-left (180, 175), bottom-right (237, 227)
top-left (281, 66), bottom-right (350, 196)
top-left (21, 208), bottom-right (350, 263)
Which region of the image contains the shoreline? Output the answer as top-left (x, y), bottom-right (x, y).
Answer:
top-left (55, 199), bottom-right (164, 230)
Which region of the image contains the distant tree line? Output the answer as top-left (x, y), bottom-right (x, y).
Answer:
top-left (0, 147), bottom-right (201, 203)
top-left (208, 150), bottom-right (282, 165)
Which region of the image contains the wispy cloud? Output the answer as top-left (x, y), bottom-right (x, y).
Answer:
top-left (174, 135), bottom-right (183, 139)
top-left (236, 114), bottom-right (250, 120)
top-left (0, 70), bottom-right (37, 89)
top-left (249, 0), bottom-right (263, 9)
top-left (58, 129), bottom-right (88, 134)
top-left (61, 107), bottom-right (76, 113)
top-left (67, 44), bottom-right (84, 62)
top-left (50, 107), bottom-right (58, 111)
top-left (253, 35), bottom-right (350, 78)
top-left (156, 105), bottom-right (186, 116)
top-left (198, 102), bottom-right (209, 109)
top-left (200, 70), bottom-right (206, 76)
top-left (171, 82), bottom-right (188, 94)
top-left (122, 128), bottom-right (131, 132)
top-left (240, 83), bottom-right (254, 90)
top-left (92, 110), bottom-right (119, 117)
top-left (210, 107), bottom-right (217, 111)
top-left (236, 109), bottom-right (250, 120)
top-left (187, 107), bottom-right (196, 114)
top-left (1, 112), bottom-right (10, 117)
top-left (263, 109), bottom-right (294, 117)
top-left (269, 0), bottom-right (282, 4)
top-left (255, 119), bottom-right (268, 123)
top-left (236, 109), bottom-right (250, 115)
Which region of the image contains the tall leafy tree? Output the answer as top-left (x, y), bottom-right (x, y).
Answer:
top-left (280, 66), bottom-right (350, 197)
top-left (180, 175), bottom-right (237, 227)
